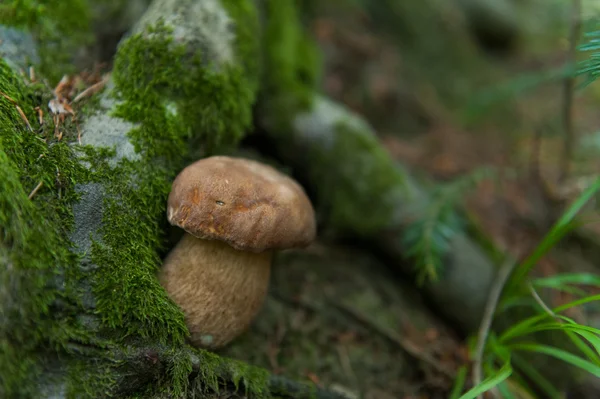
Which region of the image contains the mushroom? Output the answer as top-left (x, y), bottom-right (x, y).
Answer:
top-left (159, 155), bottom-right (316, 349)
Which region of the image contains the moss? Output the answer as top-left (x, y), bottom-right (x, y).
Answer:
top-left (220, 0), bottom-right (261, 92)
top-left (280, 116), bottom-right (409, 236)
top-left (127, 348), bottom-right (270, 398)
top-left (85, 11), bottom-right (262, 395)
top-left (112, 21), bottom-right (255, 155)
top-left (66, 357), bottom-right (120, 398)
top-left (0, 0), bottom-right (92, 82)
top-left (89, 19), bottom-right (259, 348)
top-left (192, 349), bottom-right (270, 397)
top-left (1, 1), bottom-right (270, 396)
top-left (308, 121), bottom-right (404, 234)
top-left (0, 59), bottom-right (97, 397)
top-left (260, 0), bottom-right (321, 131)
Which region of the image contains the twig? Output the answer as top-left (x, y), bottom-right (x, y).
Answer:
top-left (559, 0), bottom-right (582, 184)
top-left (72, 74), bottom-right (109, 103)
top-left (330, 300), bottom-right (456, 379)
top-left (16, 105), bottom-right (33, 132)
top-left (472, 254), bottom-right (518, 398)
top-left (0, 90), bottom-right (17, 104)
top-left (0, 90), bottom-right (33, 132)
top-left (28, 181), bottom-right (44, 200)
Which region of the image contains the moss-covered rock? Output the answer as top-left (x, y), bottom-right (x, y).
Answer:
top-left (0, 56), bottom-right (97, 397)
top-left (0, 0), bottom-right (280, 396)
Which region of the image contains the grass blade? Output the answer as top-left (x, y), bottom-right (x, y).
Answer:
top-left (510, 343), bottom-right (600, 377)
top-left (506, 177), bottom-right (600, 293)
top-left (532, 273), bottom-right (600, 297)
top-left (458, 361), bottom-right (512, 399)
top-left (449, 365), bottom-right (468, 399)
top-left (512, 353), bottom-right (562, 398)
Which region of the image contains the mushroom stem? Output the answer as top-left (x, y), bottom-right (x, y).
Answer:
top-left (159, 233), bottom-right (272, 349)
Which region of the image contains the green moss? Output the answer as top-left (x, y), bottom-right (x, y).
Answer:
top-left (260, 0), bottom-right (321, 131)
top-left (89, 19), bottom-right (259, 348)
top-left (89, 159), bottom-right (189, 345)
top-left (220, 0), bottom-right (261, 93)
top-left (0, 0), bottom-right (92, 82)
top-left (127, 349), bottom-right (270, 398)
top-left (112, 21), bottom-right (255, 155)
top-left (300, 119), bottom-right (409, 235)
top-left (85, 12), bottom-right (262, 395)
top-left (0, 59), bottom-right (96, 397)
top-left (1, 1), bottom-right (270, 396)
top-left (191, 349), bottom-right (270, 397)
top-left (66, 357), bottom-right (120, 398)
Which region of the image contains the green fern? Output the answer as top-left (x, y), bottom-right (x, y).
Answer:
top-left (577, 22), bottom-right (600, 87)
top-left (403, 167), bottom-right (495, 285)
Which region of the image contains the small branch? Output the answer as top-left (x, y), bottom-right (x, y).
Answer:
top-left (472, 254), bottom-right (518, 398)
top-left (559, 0), bottom-right (582, 184)
top-left (72, 74), bottom-right (110, 103)
top-left (28, 181), bottom-right (44, 200)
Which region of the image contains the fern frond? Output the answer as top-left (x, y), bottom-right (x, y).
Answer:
top-left (403, 167), bottom-right (495, 285)
top-left (577, 22), bottom-right (600, 87)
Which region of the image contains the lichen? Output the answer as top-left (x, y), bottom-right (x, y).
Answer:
top-left (259, 0), bottom-right (321, 131)
top-left (0, 0), bottom-right (92, 81)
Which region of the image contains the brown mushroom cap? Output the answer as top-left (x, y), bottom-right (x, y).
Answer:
top-left (167, 156), bottom-right (316, 252)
